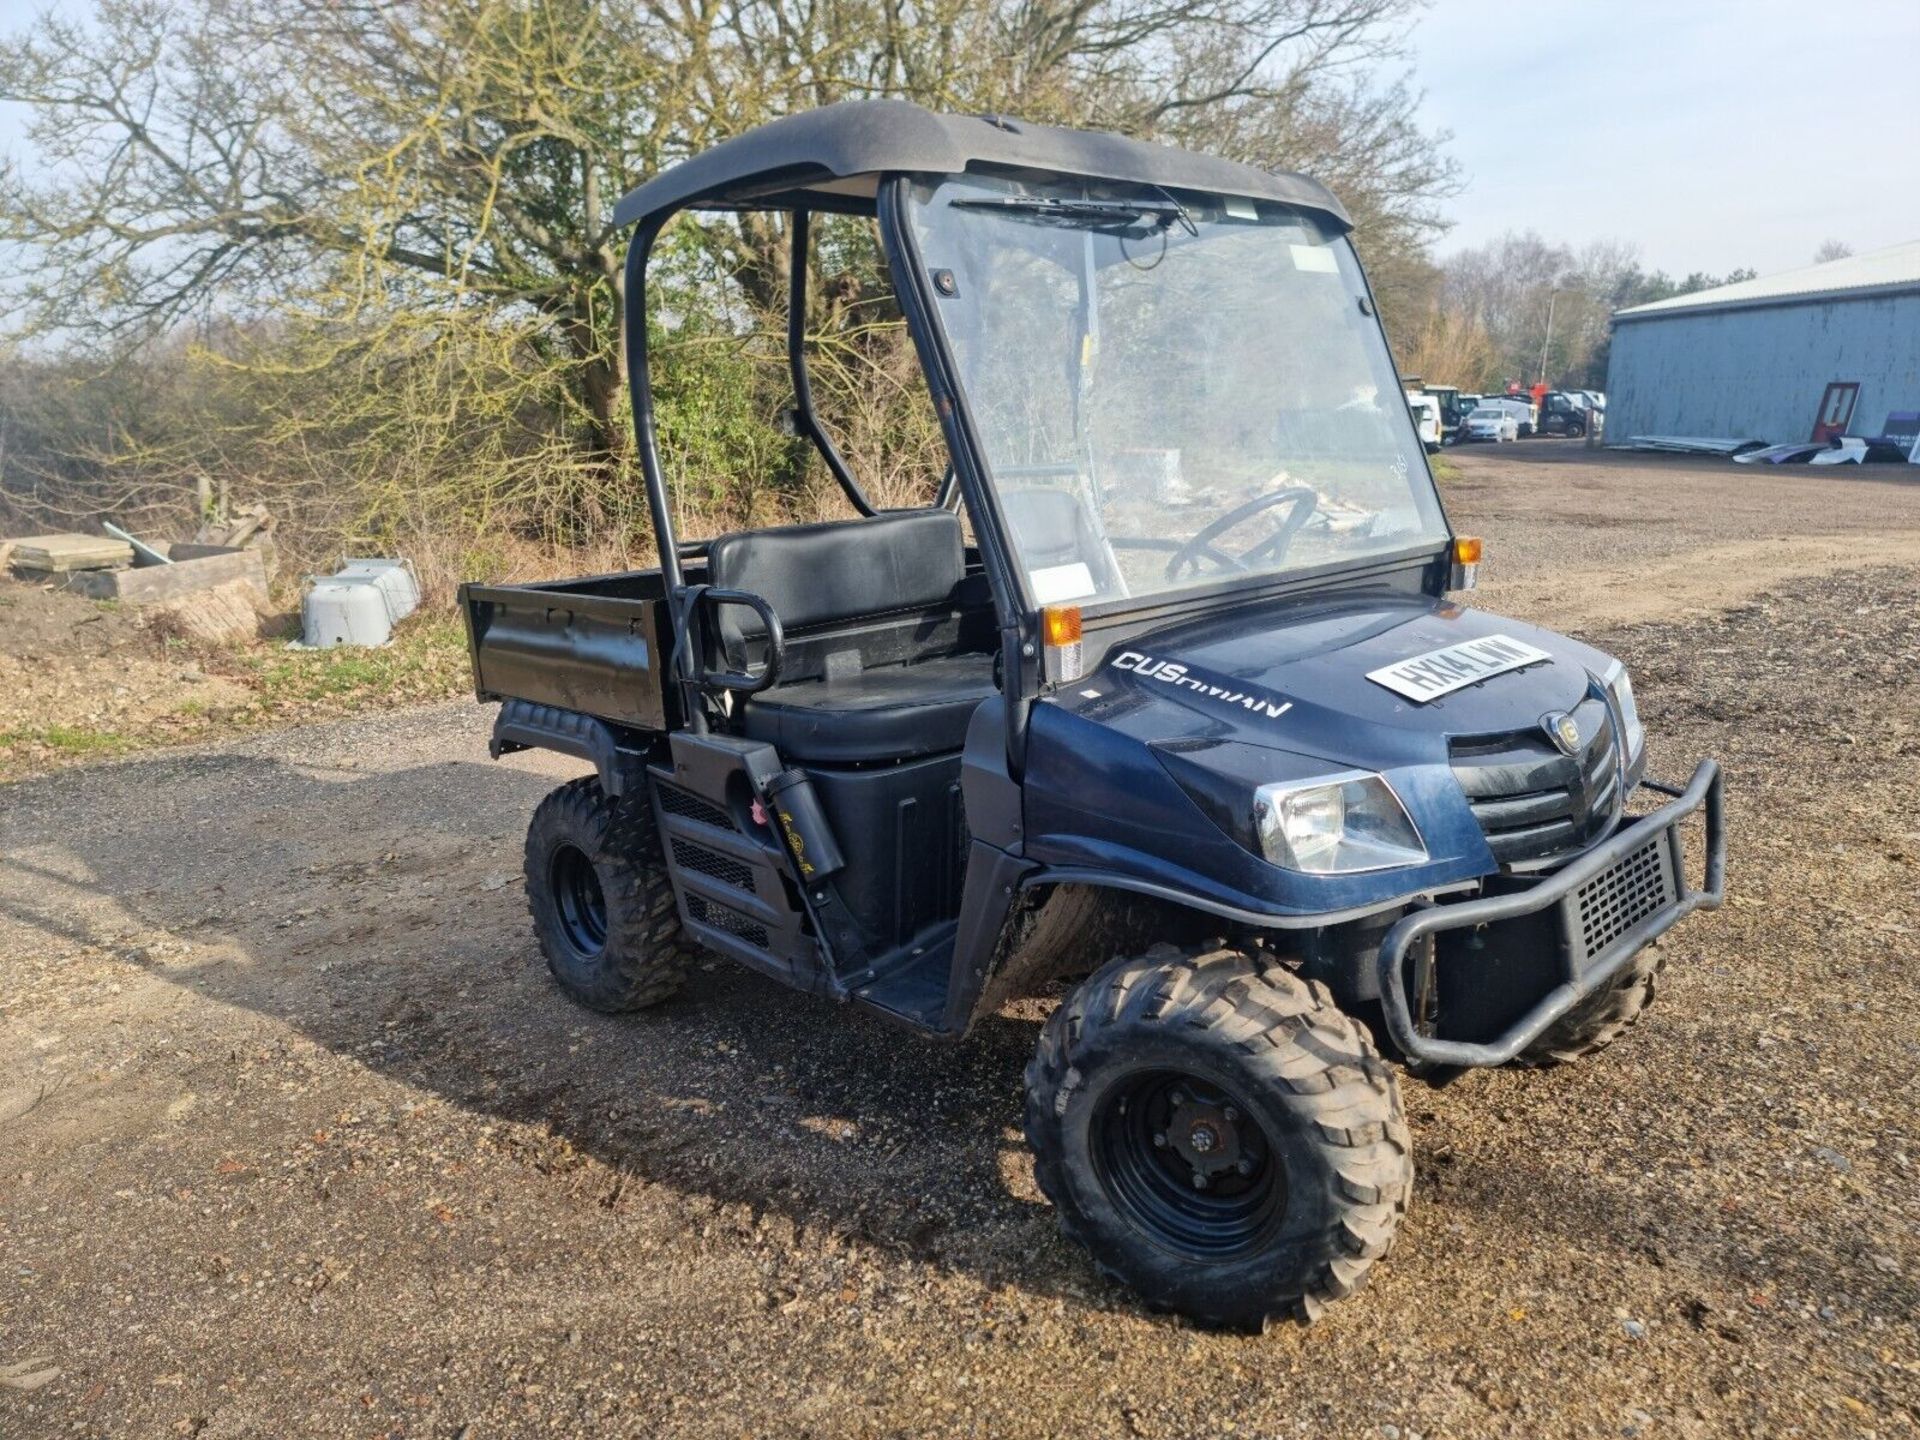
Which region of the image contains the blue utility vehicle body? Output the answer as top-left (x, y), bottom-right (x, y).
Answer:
top-left (1025, 595), bottom-right (1633, 919)
top-left (463, 100), bottom-right (1729, 1325)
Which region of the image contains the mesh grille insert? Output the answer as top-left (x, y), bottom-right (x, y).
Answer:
top-left (655, 782), bottom-right (734, 832)
top-left (671, 837), bottom-right (754, 891)
top-left (686, 893), bottom-right (770, 949)
top-left (1575, 837), bottom-right (1674, 957)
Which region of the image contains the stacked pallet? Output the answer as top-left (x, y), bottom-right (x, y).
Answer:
top-left (6, 533), bottom-right (135, 575)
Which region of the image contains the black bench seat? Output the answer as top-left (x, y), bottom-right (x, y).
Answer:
top-left (706, 509), bottom-right (997, 765)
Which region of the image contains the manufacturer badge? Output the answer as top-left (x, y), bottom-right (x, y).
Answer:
top-left (1544, 711), bottom-right (1581, 755)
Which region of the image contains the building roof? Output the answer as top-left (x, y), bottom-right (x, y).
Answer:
top-left (1614, 238), bottom-right (1920, 323)
top-left (611, 99), bottom-right (1350, 230)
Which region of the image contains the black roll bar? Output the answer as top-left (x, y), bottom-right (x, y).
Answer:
top-left (623, 217), bottom-right (684, 598)
top-left (789, 210), bottom-right (877, 517)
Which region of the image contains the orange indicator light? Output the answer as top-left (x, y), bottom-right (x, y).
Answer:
top-left (1043, 604), bottom-right (1083, 646)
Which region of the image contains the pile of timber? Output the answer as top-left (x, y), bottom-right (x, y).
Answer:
top-left (6, 533), bottom-right (136, 575)
top-left (4, 508), bottom-right (279, 644)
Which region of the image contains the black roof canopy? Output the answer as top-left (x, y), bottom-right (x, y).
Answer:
top-left (612, 99), bottom-right (1351, 229)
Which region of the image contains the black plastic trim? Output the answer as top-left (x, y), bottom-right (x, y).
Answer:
top-left (490, 701), bottom-right (631, 796)
top-left (1016, 867), bottom-right (1470, 932)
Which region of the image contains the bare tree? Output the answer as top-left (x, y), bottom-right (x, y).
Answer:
top-left (1, 0), bottom-right (1453, 558)
top-left (1813, 238), bottom-right (1853, 264)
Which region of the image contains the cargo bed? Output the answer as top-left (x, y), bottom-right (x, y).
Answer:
top-left (460, 565), bottom-right (699, 735)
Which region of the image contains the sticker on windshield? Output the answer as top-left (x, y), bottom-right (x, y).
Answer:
top-left (1366, 635), bottom-right (1551, 703)
top-left (1289, 244), bottom-right (1339, 274)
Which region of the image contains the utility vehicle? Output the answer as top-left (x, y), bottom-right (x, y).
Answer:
top-left (460, 101), bottom-right (1725, 1328)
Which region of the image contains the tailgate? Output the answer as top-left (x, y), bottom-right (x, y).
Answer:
top-left (461, 582), bottom-right (671, 731)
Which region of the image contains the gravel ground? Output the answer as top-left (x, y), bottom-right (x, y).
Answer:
top-left (2, 447), bottom-right (1918, 1438)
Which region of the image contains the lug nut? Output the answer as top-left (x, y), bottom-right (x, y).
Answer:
top-left (1222, 1105), bottom-right (1239, 1123)
top-left (1152, 1132), bottom-right (1168, 1149)
top-left (1191, 1172), bottom-right (1209, 1190)
top-left (1169, 1090), bottom-right (1186, 1107)
top-left (1236, 1157), bottom-right (1255, 1176)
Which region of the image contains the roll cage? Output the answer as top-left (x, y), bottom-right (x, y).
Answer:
top-left (616, 100), bottom-right (1451, 772)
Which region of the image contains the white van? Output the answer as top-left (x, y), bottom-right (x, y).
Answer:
top-left (1406, 393), bottom-right (1442, 453)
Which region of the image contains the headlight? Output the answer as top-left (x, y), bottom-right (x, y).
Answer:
top-left (1603, 661), bottom-right (1645, 758)
top-left (1253, 772), bottom-right (1428, 874)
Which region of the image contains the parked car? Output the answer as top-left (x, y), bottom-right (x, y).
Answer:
top-left (1479, 395), bottom-right (1537, 437)
top-left (461, 99), bottom-right (1725, 1331)
top-left (1462, 405), bottom-right (1521, 442)
top-left (1407, 392), bottom-right (1442, 452)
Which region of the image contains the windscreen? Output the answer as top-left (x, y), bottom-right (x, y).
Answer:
top-left (906, 175), bottom-right (1448, 609)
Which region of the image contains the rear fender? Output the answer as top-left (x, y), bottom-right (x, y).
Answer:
top-left (490, 699), bottom-right (640, 796)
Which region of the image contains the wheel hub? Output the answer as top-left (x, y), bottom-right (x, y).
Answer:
top-left (549, 842), bottom-right (609, 958)
top-left (1169, 1100), bottom-right (1242, 1175)
top-left (1096, 1070), bottom-right (1283, 1259)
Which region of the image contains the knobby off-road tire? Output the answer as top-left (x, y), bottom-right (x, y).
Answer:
top-left (524, 776), bottom-right (694, 1013)
top-left (1025, 944), bottom-right (1412, 1329)
top-left (1517, 942), bottom-right (1665, 1066)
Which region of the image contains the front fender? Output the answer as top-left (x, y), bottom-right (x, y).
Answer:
top-left (1020, 702), bottom-right (1491, 921)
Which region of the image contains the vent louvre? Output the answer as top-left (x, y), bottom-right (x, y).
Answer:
top-left (1451, 698), bottom-right (1620, 866)
top-left (671, 837), bottom-right (754, 891)
top-left (686, 892), bottom-right (770, 948)
top-left (655, 782), bottom-right (734, 832)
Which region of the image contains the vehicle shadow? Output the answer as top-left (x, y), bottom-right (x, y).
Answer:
top-left (0, 746), bottom-right (1107, 1309)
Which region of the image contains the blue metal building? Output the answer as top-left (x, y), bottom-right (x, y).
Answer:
top-left (1604, 239), bottom-right (1920, 446)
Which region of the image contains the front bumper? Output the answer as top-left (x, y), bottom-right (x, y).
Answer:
top-left (1376, 759), bottom-right (1726, 1068)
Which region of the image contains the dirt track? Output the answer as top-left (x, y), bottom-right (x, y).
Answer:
top-left (3, 445), bottom-right (1919, 1438)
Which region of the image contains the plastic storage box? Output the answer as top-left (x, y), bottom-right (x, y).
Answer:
top-left (300, 558), bottom-right (420, 648)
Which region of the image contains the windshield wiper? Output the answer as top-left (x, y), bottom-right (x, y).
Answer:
top-left (949, 195), bottom-right (1196, 235)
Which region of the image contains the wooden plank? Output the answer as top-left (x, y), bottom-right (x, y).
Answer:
top-left (8, 533), bottom-right (135, 574)
top-left (172, 537), bottom-right (280, 582)
top-left (167, 542), bottom-right (243, 563)
top-left (66, 548), bottom-right (268, 606)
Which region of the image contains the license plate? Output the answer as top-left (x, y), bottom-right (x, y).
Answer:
top-left (1366, 634), bottom-right (1551, 702)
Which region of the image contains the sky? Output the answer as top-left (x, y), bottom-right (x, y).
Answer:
top-left (1, 2), bottom-right (1917, 283)
top-left (1408, 0), bottom-right (1920, 276)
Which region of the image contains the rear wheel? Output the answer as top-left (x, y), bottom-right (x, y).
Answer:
top-left (1025, 944), bottom-right (1411, 1329)
top-left (1518, 943), bottom-right (1664, 1065)
top-left (525, 776), bottom-right (693, 1012)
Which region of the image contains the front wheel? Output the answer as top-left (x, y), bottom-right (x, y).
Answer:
top-left (1025, 945), bottom-right (1411, 1328)
top-left (1517, 943), bottom-right (1664, 1065)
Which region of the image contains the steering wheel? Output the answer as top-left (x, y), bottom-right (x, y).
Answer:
top-left (1163, 487), bottom-right (1319, 582)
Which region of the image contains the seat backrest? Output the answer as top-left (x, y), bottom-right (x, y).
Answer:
top-left (706, 509), bottom-right (965, 645)
top-left (998, 486), bottom-right (1122, 602)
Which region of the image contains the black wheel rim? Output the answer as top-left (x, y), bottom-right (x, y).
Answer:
top-left (549, 843), bottom-right (608, 957)
top-left (1092, 1069), bottom-right (1285, 1259)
